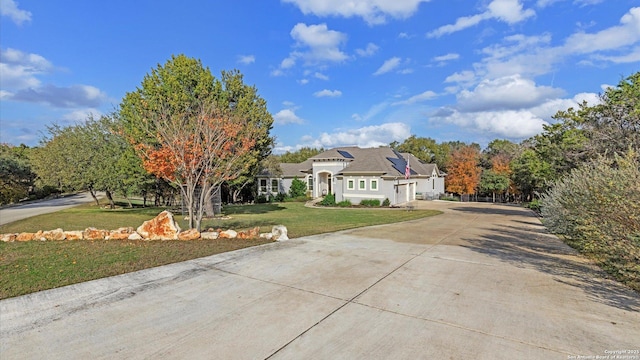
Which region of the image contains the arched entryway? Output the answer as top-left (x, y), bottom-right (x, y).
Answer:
top-left (317, 171), bottom-right (332, 197)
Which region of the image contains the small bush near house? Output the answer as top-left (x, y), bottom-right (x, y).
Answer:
top-left (382, 198), bottom-right (390, 207)
top-left (337, 200), bottom-right (352, 207)
top-left (274, 192), bottom-right (288, 202)
top-left (318, 193), bottom-right (336, 206)
top-left (256, 194), bottom-right (270, 203)
top-left (541, 152), bottom-right (640, 292)
top-left (289, 177), bottom-right (307, 198)
top-left (360, 199), bottom-right (381, 207)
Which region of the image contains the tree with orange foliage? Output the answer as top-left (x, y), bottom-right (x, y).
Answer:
top-left (445, 145), bottom-right (482, 197)
top-left (120, 55), bottom-right (265, 231)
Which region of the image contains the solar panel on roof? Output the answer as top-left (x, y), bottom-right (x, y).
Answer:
top-left (387, 151), bottom-right (416, 176)
top-left (337, 150), bottom-right (354, 159)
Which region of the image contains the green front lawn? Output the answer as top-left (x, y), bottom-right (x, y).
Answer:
top-left (0, 202), bottom-right (440, 299)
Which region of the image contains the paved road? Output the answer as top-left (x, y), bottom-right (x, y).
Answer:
top-left (1, 201), bottom-right (638, 359)
top-left (0, 192), bottom-right (99, 226)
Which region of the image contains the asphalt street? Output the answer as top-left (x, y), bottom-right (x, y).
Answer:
top-left (0, 192), bottom-right (99, 226)
top-left (1, 201), bottom-right (638, 359)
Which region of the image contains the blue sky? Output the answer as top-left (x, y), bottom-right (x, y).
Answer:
top-left (1, 0), bottom-right (639, 152)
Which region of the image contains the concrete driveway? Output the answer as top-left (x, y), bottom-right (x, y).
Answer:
top-left (1, 201), bottom-right (638, 359)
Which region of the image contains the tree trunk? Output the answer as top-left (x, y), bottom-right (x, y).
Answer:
top-left (204, 185), bottom-right (222, 217)
top-left (105, 190), bottom-right (115, 209)
top-left (88, 187), bottom-right (100, 206)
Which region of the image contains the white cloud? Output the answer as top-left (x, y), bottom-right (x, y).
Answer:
top-left (314, 72), bottom-right (329, 80)
top-left (592, 46), bottom-right (640, 63)
top-left (276, 23), bottom-right (348, 72)
top-left (282, 0), bottom-right (431, 25)
top-left (488, 0), bottom-right (536, 24)
top-left (435, 109), bottom-right (548, 139)
top-left (431, 75), bottom-right (602, 140)
top-left (427, 0), bottom-right (534, 38)
top-left (351, 101), bottom-right (389, 122)
top-left (563, 7), bottom-right (640, 54)
top-left (393, 90), bottom-right (437, 105)
top-left (10, 84), bottom-right (108, 108)
top-left (61, 108), bottom-right (103, 123)
top-left (313, 89), bottom-right (342, 97)
top-left (0, 48), bottom-right (52, 89)
top-left (237, 55), bottom-right (255, 64)
top-left (1, 48), bottom-right (109, 109)
top-left (0, 0), bottom-right (31, 25)
top-left (355, 42), bottom-right (379, 57)
top-left (456, 75), bottom-right (564, 112)
top-left (373, 57), bottom-right (401, 75)
top-left (298, 78), bottom-right (309, 85)
top-left (304, 122), bottom-right (411, 149)
top-left (433, 53), bottom-right (460, 62)
top-left (274, 109), bottom-right (305, 125)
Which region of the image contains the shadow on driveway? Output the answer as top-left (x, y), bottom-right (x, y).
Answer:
top-left (461, 224), bottom-right (640, 312)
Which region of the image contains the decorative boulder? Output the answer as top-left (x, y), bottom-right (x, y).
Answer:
top-left (128, 232), bottom-right (143, 240)
top-left (43, 228), bottom-right (66, 241)
top-left (136, 211), bottom-right (181, 240)
top-left (237, 227), bottom-right (260, 239)
top-left (64, 231), bottom-right (83, 240)
top-left (84, 227), bottom-right (109, 240)
top-left (200, 231), bottom-right (219, 240)
top-left (272, 225), bottom-right (289, 241)
top-left (34, 230), bottom-right (46, 241)
top-left (218, 229), bottom-right (237, 239)
top-left (178, 229), bottom-right (201, 241)
top-left (1, 233), bottom-right (17, 242)
top-left (107, 227), bottom-right (134, 240)
top-left (259, 233), bottom-right (273, 240)
top-left (16, 233), bottom-right (35, 242)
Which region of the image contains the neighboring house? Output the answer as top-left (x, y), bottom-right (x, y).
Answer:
top-left (258, 146), bottom-right (446, 205)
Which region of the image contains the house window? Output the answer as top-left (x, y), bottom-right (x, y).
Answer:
top-left (260, 179), bottom-right (267, 193)
top-left (271, 179), bottom-right (278, 193)
top-left (308, 176), bottom-right (313, 191)
top-left (370, 179), bottom-right (378, 191)
top-left (359, 179), bottom-right (366, 190)
top-left (347, 179), bottom-right (355, 190)
top-left (433, 178), bottom-right (435, 189)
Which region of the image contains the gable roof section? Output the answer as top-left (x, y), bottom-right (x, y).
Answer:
top-left (266, 146), bottom-right (443, 178)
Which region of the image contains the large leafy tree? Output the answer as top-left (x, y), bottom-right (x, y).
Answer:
top-left (120, 55), bottom-right (270, 230)
top-left (0, 144), bottom-right (36, 205)
top-left (30, 115), bottom-right (135, 208)
top-left (278, 147), bottom-right (324, 163)
top-left (445, 145), bottom-right (481, 196)
top-left (215, 70), bottom-right (274, 206)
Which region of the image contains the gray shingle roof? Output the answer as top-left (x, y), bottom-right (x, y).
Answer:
top-left (271, 146), bottom-right (443, 178)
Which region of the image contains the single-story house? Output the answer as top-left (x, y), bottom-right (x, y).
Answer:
top-left (258, 146), bottom-right (446, 205)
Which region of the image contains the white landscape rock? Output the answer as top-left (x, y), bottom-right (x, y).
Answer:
top-left (128, 232), bottom-right (143, 240)
top-left (271, 225), bottom-right (288, 241)
top-left (218, 229), bottom-right (237, 239)
top-left (259, 233), bottom-right (273, 240)
top-left (200, 232), bottom-right (219, 240)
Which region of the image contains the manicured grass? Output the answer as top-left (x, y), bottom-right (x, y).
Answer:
top-left (0, 201), bottom-right (440, 299)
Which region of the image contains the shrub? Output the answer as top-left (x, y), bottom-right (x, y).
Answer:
top-left (360, 199), bottom-right (381, 207)
top-left (382, 198), bottom-right (390, 207)
top-left (526, 199), bottom-right (541, 213)
top-left (289, 177), bottom-right (307, 198)
top-left (318, 193), bottom-right (336, 206)
top-left (274, 192), bottom-right (288, 202)
top-left (256, 194), bottom-right (270, 204)
top-left (541, 151), bottom-right (640, 291)
top-left (337, 200), bottom-right (352, 207)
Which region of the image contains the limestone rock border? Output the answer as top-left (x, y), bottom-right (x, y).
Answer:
top-left (1, 211), bottom-right (288, 243)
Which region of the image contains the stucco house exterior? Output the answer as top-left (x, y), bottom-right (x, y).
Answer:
top-left (258, 146), bottom-right (446, 205)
